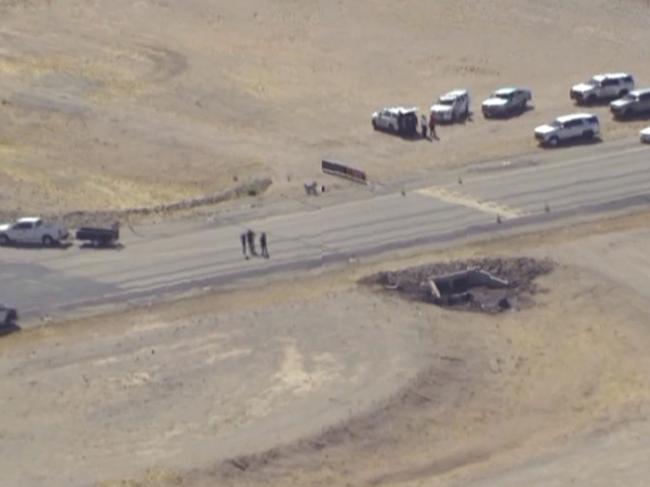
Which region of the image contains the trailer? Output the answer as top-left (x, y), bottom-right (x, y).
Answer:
top-left (75, 223), bottom-right (120, 247)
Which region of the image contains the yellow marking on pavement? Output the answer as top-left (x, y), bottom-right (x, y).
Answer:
top-left (415, 186), bottom-right (525, 219)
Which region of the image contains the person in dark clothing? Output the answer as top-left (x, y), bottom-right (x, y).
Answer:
top-left (260, 232), bottom-right (269, 259)
top-left (429, 112), bottom-right (438, 140)
top-left (246, 229), bottom-right (256, 256)
top-left (240, 232), bottom-right (248, 259)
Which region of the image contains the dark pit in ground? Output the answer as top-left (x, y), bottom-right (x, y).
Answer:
top-left (362, 257), bottom-right (554, 313)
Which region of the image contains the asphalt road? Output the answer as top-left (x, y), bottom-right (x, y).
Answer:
top-left (2, 139), bottom-right (649, 324)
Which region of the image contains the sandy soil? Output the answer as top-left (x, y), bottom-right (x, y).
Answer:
top-left (2, 214), bottom-right (649, 487)
top-left (0, 272), bottom-right (447, 486)
top-left (167, 228), bottom-right (650, 487)
top-left (1, 0), bottom-right (650, 215)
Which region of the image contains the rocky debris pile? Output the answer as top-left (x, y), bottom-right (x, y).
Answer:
top-left (363, 257), bottom-right (554, 313)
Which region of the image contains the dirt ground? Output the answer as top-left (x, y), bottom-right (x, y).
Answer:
top-left (2, 0), bottom-right (650, 215)
top-left (2, 1), bottom-right (650, 485)
top-left (1, 213), bottom-right (649, 487)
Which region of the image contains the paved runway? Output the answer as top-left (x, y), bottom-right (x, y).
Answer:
top-left (2, 139), bottom-right (649, 323)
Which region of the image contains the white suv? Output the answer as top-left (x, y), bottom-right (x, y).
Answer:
top-left (372, 106), bottom-right (419, 136)
top-left (430, 89), bottom-right (470, 123)
top-left (534, 113), bottom-right (600, 147)
top-left (570, 73), bottom-right (634, 105)
top-left (481, 87), bottom-right (532, 118)
top-left (610, 88), bottom-right (650, 119)
top-left (0, 217), bottom-right (69, 246)
top-left (640, 127), bottom-right (650, 144)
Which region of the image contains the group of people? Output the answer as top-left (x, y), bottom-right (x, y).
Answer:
top-left (240, 229), bottom-right (269, 259)
top-left (420, 113), bottom-right (439, 141)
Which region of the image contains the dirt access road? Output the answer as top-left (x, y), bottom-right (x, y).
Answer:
top-left (1, 0), bottom-right (650, 215)
top-left (1, 213), bottom-right (649, 486)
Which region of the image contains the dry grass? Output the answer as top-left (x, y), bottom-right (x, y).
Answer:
top-left (1, 0), bottom-right (650, 214)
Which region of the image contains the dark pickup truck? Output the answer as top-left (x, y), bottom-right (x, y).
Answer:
top-left (75, 223), bottom-right (120, 247)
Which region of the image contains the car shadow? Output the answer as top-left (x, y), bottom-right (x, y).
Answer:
top-left (612, 112), bottom-right (650, 123)
top-left (438, 112), bottom-right (475, 125)
top-left (399, 133), bottom-right (429, 142)
top-left (374, 126), bottom-right (423, 141)
top-left (0, 241), bottom-right (73, 250)
top-left (483, 105), bottom-right (535, 121)
top-left (539, 136), bottom-right (603, 150)
top-left (573, 99), bottom-right (616, 108)
top-left (79, 242), bottom-right (124, 250)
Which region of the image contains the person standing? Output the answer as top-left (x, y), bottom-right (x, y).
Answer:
top-left (240, 232), bottom-right (248, 259)
top-left (421, 114), bottom-right (428, 139)
top-left (260, 232), bottom-right (269, 259)
top-left (429, 112), bottom-right (438, 140)
top-left (246, 229), bottom-right (256, 256)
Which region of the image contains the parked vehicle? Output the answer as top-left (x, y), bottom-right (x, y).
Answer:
top-left (610, 88), bottom-right (650, 119)
top-left (0, 304), bottom-right (17, 327)
top-left (570, 73), bottom-right (634, 105)
top-left (481, 87), bottom-right (532, 118)
top-left (75, 223), bottom-right (120, 247)
top-left (641, 127), bottom-right (650, 144)
top-left (534, 113), bottom-right (600, 147)
top-left (372, 107), bottom-right (419, 136)
top-left (0, 217), bottom-right (69, 246)
top-left (430, 89), bottom-right (470, 123)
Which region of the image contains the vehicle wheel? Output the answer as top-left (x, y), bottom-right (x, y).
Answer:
top-left (547, 136), bottom-right (559, 147)
top-left (583, 130), bottom-right (594, 140)
top-left (42, 235), bottom-right (54, 247)
top-left (618, 89), bottom-right (628, 98)
top-left (372, 120), bottom-right (378, 130)
top-left (586, 95), bottom-right (596, 104)
top-left (0, 234), bottom-right (9, 246)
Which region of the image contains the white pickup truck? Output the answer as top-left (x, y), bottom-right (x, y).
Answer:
top-left (0, 217), bottom-right (69, 246)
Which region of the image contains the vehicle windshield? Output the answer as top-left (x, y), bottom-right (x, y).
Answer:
top-left (621, 94), bottom-right (635, 101)
top-left (494, 92), bottom-right (513, 100)
top-left (587, 78), bottom-right (600, 86)
top-left (550, 121), bottom-right (562, 128)
top-left (438, 99), bottom-right (455, 106)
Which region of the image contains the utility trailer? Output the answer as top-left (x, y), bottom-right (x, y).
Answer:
top-left (75, 223), bottom-right (120, 247)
